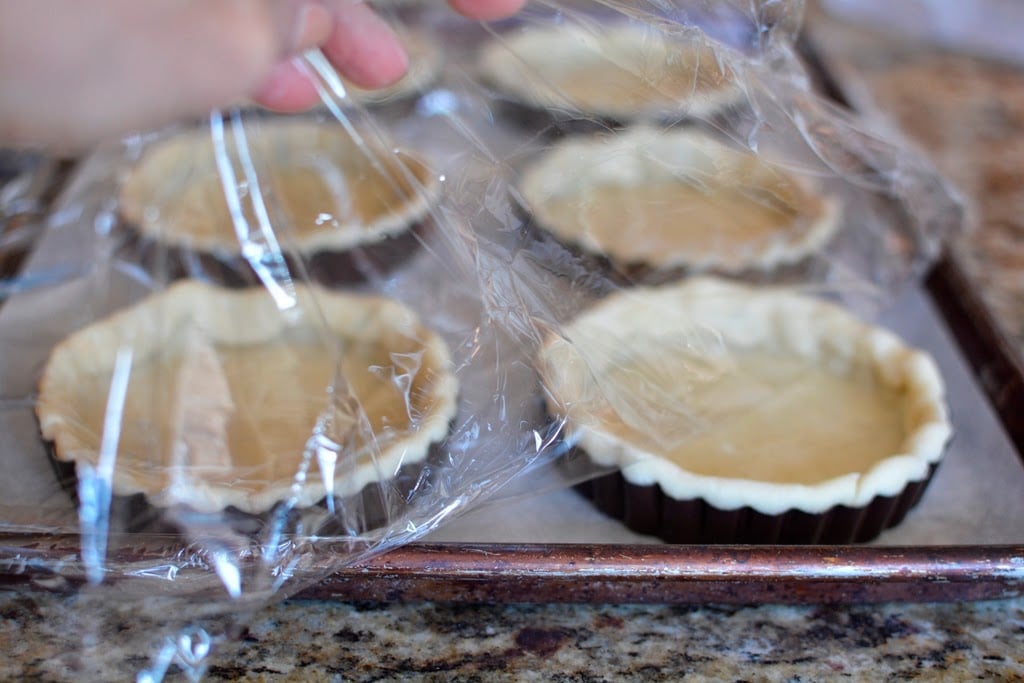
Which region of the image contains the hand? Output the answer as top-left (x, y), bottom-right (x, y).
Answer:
top-left (0, 0), bottom-right (525, 152)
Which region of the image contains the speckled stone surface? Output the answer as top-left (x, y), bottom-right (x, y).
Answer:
top-left (0, 590), bottom-right (1022, 681)
top-left (807, 4), bottom-right (1024, 353)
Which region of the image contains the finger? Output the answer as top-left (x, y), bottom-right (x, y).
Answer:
top-left (276, 1), bottom-right (333, 54)
top-left (447, 0), bottom-right (526, 21)
top-left (252, 1), bottom-right (408, 110)
top-left (250, 58), bottom-right (322, 111)
top-left (251, 1), bottom-right (333, 111)
top-left (319, 0), bottom-right (408, 89)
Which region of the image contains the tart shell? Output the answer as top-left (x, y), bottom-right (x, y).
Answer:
top-left (539, 277), bottom-right (952, 544)
top-left (479, 23), bottom-right (744, 128)
top-left (519, 127), bottom-right (841, 277)
top-left (36, 280), bottom-right (459, 515)
top-left (117, 120), bottom-right (441, 286)
top-left (575, 458), bottom-right (940, 544)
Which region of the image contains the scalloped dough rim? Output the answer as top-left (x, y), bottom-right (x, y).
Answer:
top-left (519, 126), bottom-right (843, 274)
top-left (539, 277), bottom-right (952, 516)
top-left (479, 23), bottom-right (746, 122)
top-left (118, 120), bottom-right (441, 255)
top-left (36, 280), bottom-right (459, 515)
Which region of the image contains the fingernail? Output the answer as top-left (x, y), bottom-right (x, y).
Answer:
top-left (283, 1), bottom-right (332, 55)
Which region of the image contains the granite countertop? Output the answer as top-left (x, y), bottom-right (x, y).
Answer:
top-left (0, 590), bottom-right (1022, 681)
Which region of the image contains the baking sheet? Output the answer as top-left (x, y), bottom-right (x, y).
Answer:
top-left (1, 9), bottom-right (1023, 604)
top-left (3, 206), bottom-right (1023, 544)
top-left (424, 279), bottom-right (1024, 546)
top-left (797, 9), bottom-right (1024, 456)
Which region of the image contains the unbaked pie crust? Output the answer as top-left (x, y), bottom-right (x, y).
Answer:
top-left (520, 127), bottom-right (841, 273)
top-left (537, 277), bottom-right (951, 515)
top-left (36, 280), bottom-right (458, 514)
top-left (119, 120), bottom-right (440, 255)
top-left (479, 23), bottom-right (743, 122)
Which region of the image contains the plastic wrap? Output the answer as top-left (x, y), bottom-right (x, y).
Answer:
top-left (0, 0), bottom-right (962, 677)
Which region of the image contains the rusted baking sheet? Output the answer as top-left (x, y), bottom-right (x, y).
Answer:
top-left (299, 543), bottom-right (1024, 605)
top-left (796, 34), bottom-right (1024, 459)
top-left (1, 45), bottom-right (1022, 609)
top-left (926, 254), bottom-right (1024, 459)
top-left (1, 536), bottom-right (1022, 605)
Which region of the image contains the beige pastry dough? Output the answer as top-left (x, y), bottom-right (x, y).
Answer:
top-left (119, 121), bottom-right (439, 254)
top-left (538, 278), bottom-right (951, 514)
top-left (479, 23), bottom-right (743, 121)
top-left (520, 127), bottom-right (841, 272)
top-left (36, 281), bottom-right (458, 514)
